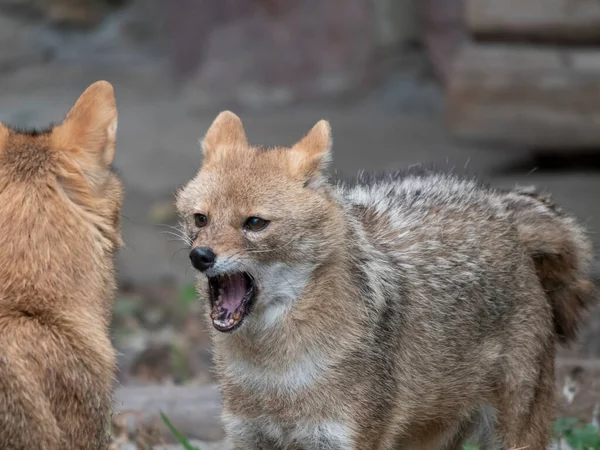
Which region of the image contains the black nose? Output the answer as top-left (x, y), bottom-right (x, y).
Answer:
top-left (189, 247), bottom-right (216, 272)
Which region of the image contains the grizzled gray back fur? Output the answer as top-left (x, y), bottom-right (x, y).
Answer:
top-left (335, 168), bottom-right (595, 345)
top-left (328, 168), bottom-right (596, 448)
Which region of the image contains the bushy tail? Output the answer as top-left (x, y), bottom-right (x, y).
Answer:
top-left (504, 186), bottom-right (597, 344)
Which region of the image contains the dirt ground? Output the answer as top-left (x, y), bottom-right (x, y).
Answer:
top-left (2, 60), bottom-right (600, 448)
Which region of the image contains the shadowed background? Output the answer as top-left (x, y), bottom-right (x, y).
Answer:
top-left (0, 0), bottom-right (599, 447)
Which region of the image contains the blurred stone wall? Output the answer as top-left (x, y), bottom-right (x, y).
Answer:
top-left (170, 0), bottom-right (424, 108)
top-left (372, 0), bottom-right (420, 49)
top-left (0, 0), bottom-right (427, 106)
top-left (422, 0), bottom-right (466, 84)
top-left (0, 0), bottom-right (122, 27)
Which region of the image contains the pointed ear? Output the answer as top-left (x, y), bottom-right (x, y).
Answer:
top-left (201, 111), bottom-right (248, 164)
top-left (289, 120), bottom-right (332, 179)
top-left (52, 80), bottom-right (118, 174)
top-left (0, 123), bottom-right (7, 150)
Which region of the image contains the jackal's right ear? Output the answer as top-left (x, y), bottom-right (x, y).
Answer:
top-left (52, 80), bottom-right (118, 176)
top-left (201, 111), bottom-right (248, 164)
top-left (289, 120), bottom-right (332, 181)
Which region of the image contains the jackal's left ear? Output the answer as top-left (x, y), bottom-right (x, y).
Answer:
top-left (289, 120), bottom-right (332, 180)
top-left (202, 111), bottom-right (248, 164)
top-left (52, 80), bottom-right (118, 176)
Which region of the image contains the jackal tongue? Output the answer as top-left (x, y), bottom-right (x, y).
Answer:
top-left (217, 273), bottom-right (247, 313)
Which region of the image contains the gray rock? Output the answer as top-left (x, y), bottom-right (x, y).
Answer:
top-left (0, 15), bottom-right (50, 72)
top-left (114, 384), bottom-right (224, 442)
top-left (372, 0), bottom-right (420, 48)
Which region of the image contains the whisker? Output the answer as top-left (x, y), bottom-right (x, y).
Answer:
top-left (156, 223), bottom-right (184, 231)
top-left (160, 230), bottom-right (192, 245)
top-left (170, 247), bottom-right (190, 263)
top-left (157, 223), bottom-right (193, 244)
top-left (159, 229), bottom-right (187, 237)
top-left (166, 238), bottom-right (189, 243)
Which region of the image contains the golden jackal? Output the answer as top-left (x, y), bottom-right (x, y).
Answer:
top-left (0, 81), bottom-right (123, 449)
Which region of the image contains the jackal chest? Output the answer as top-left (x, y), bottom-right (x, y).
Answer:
top-left (220, 354), bottom-right (355, 448)
top-left (223, 414), bottom-right (355, 450)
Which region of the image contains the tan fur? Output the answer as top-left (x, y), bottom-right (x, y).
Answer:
top-left (0, 81), bottom-right (123, 449)
top-left (504, 186), bottom-right (597, 343)
top-left (177, 112), bottom-right (596, 450)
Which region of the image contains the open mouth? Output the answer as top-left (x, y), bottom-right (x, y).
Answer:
top-left (208, 272), bottom-right (256, 332)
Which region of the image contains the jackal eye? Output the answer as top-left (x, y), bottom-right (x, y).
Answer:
top-left (194, 213), bottom-right (208, 228)
top-left (244, 216), bottom-right (269, 231)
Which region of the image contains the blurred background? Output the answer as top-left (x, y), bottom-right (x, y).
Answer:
top-left (1, 0), bottom-right (600, 447)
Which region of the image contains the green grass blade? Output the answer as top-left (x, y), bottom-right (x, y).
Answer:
top-left (160, 411), bottom-right (200, 450)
